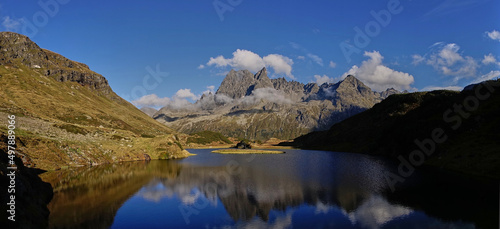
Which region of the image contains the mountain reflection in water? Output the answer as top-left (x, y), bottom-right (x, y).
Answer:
top-left (40, 149), bottom-right (497, 229)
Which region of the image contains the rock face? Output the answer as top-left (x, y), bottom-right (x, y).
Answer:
top-left (0, 32), bottom-right (112, 95)
top-left (155, 68), bottom-right (399, 140)
top-left (216, 68), bottom-right (274, 99)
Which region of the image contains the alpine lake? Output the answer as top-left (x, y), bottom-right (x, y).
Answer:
top-left (40, 149), bottom-right (498, 229)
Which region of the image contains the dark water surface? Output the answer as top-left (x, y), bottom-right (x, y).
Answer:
top-left (40, 149), bottom-right (498, 229)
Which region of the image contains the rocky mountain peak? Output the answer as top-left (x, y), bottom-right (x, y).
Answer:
top-left (380, 88), bottom-right (400, 98)
top-left (254, 67), bottom-right (267, 80)
top-left (0, 32), bottom-right (48, 68)
top-left (216, 68), bottom-right (273, 99)
top-left (335, 75), bottom-right (372, 95)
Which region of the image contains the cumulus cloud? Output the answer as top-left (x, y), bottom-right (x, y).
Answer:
top-left (206, 49), bottom-right (294, 78)
top-left (313, 75), bottom-right (335, 85)
top-left (263, 54), bottom-right (294, 78)
top-left (132, 94), bottom-right (171, 108)
top-left (341, 51), bottom-right (415, 91)
top-left (415, 43), bottom-right (479, 83)
top-left (329, 61), bottom-right (337, 68)
top-left (486, 30), bottom-right (500, 42)
top-left (470, 70), bottom-right (500, 84)
top-left (482, 53), bottom-right (499, 65)
top-left (434, 43), bottom-right (463, 65)
top-left (174, 88), bottom-right (198, 101)
top-left (197, 64), bottom-right (205, 69)
top-left (134, 88), bottom-right (204, 110)
top-left (241, 88), bottom-right (292, 105)
top-left (1, 16), bottom-right (23, 31)
top-left (297, 56), bottom-right (305, 60)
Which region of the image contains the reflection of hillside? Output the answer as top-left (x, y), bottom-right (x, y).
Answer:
top-left (42, 154), bottom-right (494, 228)
top-left (40, 161), bottom-right (182, 229)
top-left (383, 169), bottom-right (498, 229)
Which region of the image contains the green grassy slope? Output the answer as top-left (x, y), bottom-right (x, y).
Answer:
top-left (0, 32), bottom-right (189, 170)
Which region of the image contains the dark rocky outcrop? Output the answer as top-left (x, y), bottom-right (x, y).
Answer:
top-left (235, 140), bottom-right (251, 149)
top-left (0, 135), bottom-right (53, 229)
top-left (0, 32), bottom-right (112, 95)
top-left (293, 79), bottom-right (500, 179)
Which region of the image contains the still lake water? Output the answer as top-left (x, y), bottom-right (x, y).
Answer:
top-left (40, 149), bottom-right (497, 229)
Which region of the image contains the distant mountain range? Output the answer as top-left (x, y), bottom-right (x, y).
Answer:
top-left (152, 67), bottom-right (399, 140)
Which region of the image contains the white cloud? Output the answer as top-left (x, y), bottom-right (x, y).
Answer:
top-left (132, 94), bottom-right (171, 108)
top-left (297, 56), bottom-right (305, 60)
top-left (241, 88), bottom-right (292, 105)
top-left (313, 75), bottom-right (335, 85)
top-left (486, 30), bottom-right (500, 42)
top-left (207, 55), bottom-right (232, 68)
top-left (329, 61), bottom-right (337, 68)
top-left (132, 90), bottom-right (200, 110)
top-left (197, 64), bottom-right (205, 69)
top-left (470, 70), bottom-right (500, 84)
top-left (174, 88), bottom-right (198, 101)
top-left (206, 49), bottom-right (294, 78)
top-left (436, 43), bottom-right (463, 65)
top-left (307, 53), bottom-right (324, 66)
top-left (341, 51), bottom-right (415, 91)
top-left (1, 16), bottom-right (23, 31)
top-left (420, 43), bottom-right (478, 83)
top-left (482, 53), bottom-right (499, 65)
top-left (421, 85), bottom-right (463, 91)
top-left (263, 54), bottom-right (294, 78)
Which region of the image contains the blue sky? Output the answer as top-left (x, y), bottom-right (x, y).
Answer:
top-left (1, 0), bottom-right (499, 108)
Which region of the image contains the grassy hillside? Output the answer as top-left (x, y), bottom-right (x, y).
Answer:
top-left (186, 131), bottom-right (232, 145)
top-left (0, 32), bottom-right (190, 170)
top-left (294, 80), bottom-right (500, 178)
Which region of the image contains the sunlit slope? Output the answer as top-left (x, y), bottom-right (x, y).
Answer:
top-left (0, 32), bottom-right (189, 170)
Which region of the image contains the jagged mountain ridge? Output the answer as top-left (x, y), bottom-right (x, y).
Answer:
top-left (154, 67), bottom-right (399, 140)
